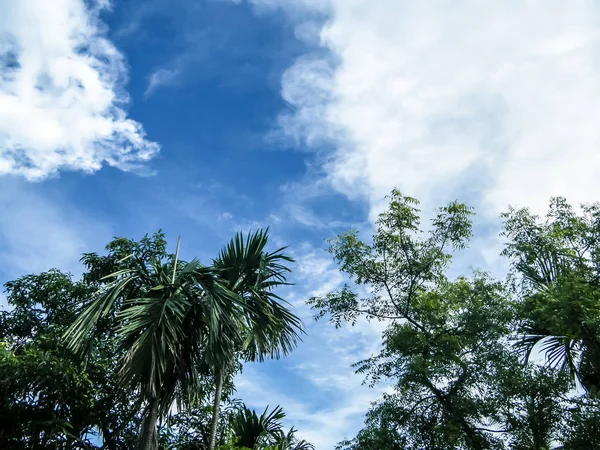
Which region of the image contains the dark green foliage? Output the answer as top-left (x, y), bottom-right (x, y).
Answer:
top-left (206, 230), bottom-right (304, 450)
top-left (229, 405), bottom-right (286, 449)
top-left (0, 341), bottom-right (95, 449)
top-left (0, 268), bottom-right (142, 449)
top-left (211, 228), bottom-right (303, 363)
top-left (0, 230), bottom-right (308, 450)
top-left (156, 402), bottom-right (315, 450)
top-left (502, 197), bottom-right (600, 393)
top-left (4, 191), bottom-right (600, 449)
top-left (158, 401), bottom-right (241, 450)
top-left (225, 404), bottom-right (314, 450)
top-left (62, 229), bottom-right (305, 450)
top-left (561, 398), bottom-right (600, 449)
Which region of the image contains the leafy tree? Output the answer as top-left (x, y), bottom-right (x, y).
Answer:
top-left (8, 192), bottom-right (600, 449)
top-left (310, 191), bottom-right (493, 448)
top-left (64, 229), bottom-right (302, 450)
top-left (158, 400), bottom-right (241, 450)
top-left (560, 397), bottom-right (600, 449)
top-left (502, 197), bottom-right (600, 394)
top-left (0, 270), bottom-right (91, 345)
top-left (156, 402), bottom-right (314, 450)
top-left (0, 269), bottom-right (141, 449)
top-left (336, 276), bottom-right (521, 449)
top-left (64, 237), bottom-right (240, 450)
top-left (491, 364), bottom-right (570, 450)
top-left (0, 230), bottom-right (305, 449)
top-left (0, 340), bottom-right (96, 449)
top-left (311, 191), bottom-right (574, 449)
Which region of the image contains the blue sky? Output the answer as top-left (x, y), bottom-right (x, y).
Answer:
top-left (3, 0), bottom-right (600, 447)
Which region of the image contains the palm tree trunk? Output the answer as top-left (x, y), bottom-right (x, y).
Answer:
top-left (138, 397), bottom-right (159, 450)
top-left (208, 367), bottom-right (225, 450)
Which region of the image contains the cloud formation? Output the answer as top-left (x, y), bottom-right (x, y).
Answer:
top-left (145, 68), bottom-right (181, 97)
top-left (0, 0), bottom-right (159, 180)
top-left (274, 0), bottom-right (600, 217)
top-left (232, 1), bottom-right (600, 447)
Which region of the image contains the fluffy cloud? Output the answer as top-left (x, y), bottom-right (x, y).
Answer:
top-left (231, 2), bottom-right (600, 446)
top-left (275, 0), bottom-right (600, 218)
top-left (0, 0), bottom-right (159, 180)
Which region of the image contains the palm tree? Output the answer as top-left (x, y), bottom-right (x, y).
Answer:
top-left (229, 404), bottom-right (286, 449)
top-left (64, 230), bottom-right (302, 450)
top-left (207, 229), bottom-right (304, 450)
top-left (271, 427), bottom-right (315, 450)
top-left (64, 239), bottom-right (241, 450)
top-left (515, 257), bottom-right (600, 393)
top-left (502, 200), bottom-right (600, 393)
top-left (227, 404), bottom-right (314, 450)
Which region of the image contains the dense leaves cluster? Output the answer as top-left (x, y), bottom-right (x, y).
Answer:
top-left (311, 190), bottom-right (600, 449)
top-left (0, 231), bottom-right (312, 450)
top-left (0, 268), bottom-right (142, 449)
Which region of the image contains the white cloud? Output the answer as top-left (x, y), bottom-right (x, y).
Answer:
top-left (273, 0), bottom-right (600, 219)
top-left (0, 0), bottom-right (159, 180)
top-left (229, 2), bottom-right (600, 446)
top-left (145, 68), bottom-right (180, 97)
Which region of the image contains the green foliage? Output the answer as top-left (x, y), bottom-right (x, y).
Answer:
top-left (313, 191), bottom-right (598, 449)
top-left (347, 276), bottom-right (519, 449)
top-left (0, 230), bottom-right (306, 450)
top-left (158, 401), bottom-right (241, 449)
top-left (65, 234), bottom-right (234, 449)
top-left (64, 230), bottom-right (299, 450)
top-left (160, 402), bottom-right (315, 450)
top-left (492, 365), bottom-right (571, 450)
top-left (310, 190), bottom-right (474, 328)
top-left (207, 230), bottom-right (304, 450)
top-left (0, 268), bottom-right (142, 449)
top-left (211, 228), bottom-right (303, 363)
top-left (561, 398), bottom-right (600, 449)
top-left (4, 191), bottom-right (600, 449)
top-left (502, 197), bottom-right (600, 393)
top-left (229, 405), bottom-right (286, 449)
top-left (0, 341), bottom-right (95, 449)
top-left (223, 404), bottom-right (313, 450)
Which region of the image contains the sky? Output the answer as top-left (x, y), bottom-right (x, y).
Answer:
top-left (2, 0), bottom-right (600, 448)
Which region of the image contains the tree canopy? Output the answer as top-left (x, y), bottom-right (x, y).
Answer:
top-left (311, 191), bottom-right (600, 449)
top-left (0, 230), bottom-right (311, 450)
top-left (1, 191), bottom-right (600, 449)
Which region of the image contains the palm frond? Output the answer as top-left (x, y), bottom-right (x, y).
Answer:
top-left (515, 331), bottom-right (582, 384)
top-left (64, 272), bottom-right (139, 355)
top-left (211, 229), bottom-right (303, 364)
top-left (230, 404), bottom-right (286, 449)
top-left (272, 427), bottom-right (315, 450)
